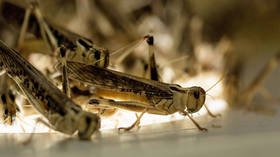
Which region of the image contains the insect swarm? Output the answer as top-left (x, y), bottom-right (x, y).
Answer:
top-left (0, 40), bottom-right (100, 140)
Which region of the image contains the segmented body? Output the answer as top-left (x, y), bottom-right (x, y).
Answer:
top-left (67, 62), bottom-right (205, 115)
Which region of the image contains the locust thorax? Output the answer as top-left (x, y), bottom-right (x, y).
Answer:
top-left (172, 86), bottom-right (206, 113)
top-left (75, 38), bottom-right (109, 68)
top-left (77, 111), bottom-right (101, 140)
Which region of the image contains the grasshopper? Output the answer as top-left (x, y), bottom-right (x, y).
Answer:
top-left (1, 1), bottom-right (147, 98)
top-left (1, 1), bottom-right (109, 99)
top-left (2, 2), bottom-right (210, 125)
top-left (0, 40), bottom-right (100, 140)
top-left (64, 59), bottom-right (213, 131)
top-left (63, 35), bottom-right (219, 131)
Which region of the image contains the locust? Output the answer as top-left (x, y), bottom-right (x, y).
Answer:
top-left (2, 2), bottom-right (213, 130)
top-left (59, 34), bottom-right (219, 131)
top-left (0, 40), bottom-right (100, 140)
top-left (64, 56), bottom-right (219, 131)
top-left (1, 1), bottom-right (147, 97)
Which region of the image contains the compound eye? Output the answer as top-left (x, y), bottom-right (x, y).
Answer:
top-left (193, 91), bottom-right (200, 99)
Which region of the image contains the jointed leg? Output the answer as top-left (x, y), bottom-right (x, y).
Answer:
top-left (118, 110), bottom-right (146, 132)
top-left (144, 35), bottom-right (161, 81)
top-left (112, 35), bottom-right (161, 81)
top-left (31, 1), bottom-right (58, 50)
top-left (17, 1), bottom-right (58, 51)
top-left (89, 97), bottom-right (151, 112)
top-left (89, 97), bottom-right (153, 131)
top-left (17, 4), bottom-right (33, 50)
top-left (21, 117), bottom-right (53, 145)
top-left (204, 104), bottom-right (221, 118)
top-left (181, 111), bottom-right (207, 131)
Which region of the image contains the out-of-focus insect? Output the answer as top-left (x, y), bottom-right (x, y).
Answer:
top-left (0, 40), bottom-right (100, 140)
top-left (223, 51), bottom-right (280, 109)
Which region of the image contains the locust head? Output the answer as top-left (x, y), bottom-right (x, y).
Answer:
top-left (77, 111), bottom-right (101, 140)
top-left (171, 85), bottom-right (206, 113)
top-left (184, 86), bottom-right (206, 113)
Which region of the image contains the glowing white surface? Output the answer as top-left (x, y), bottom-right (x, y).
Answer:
top-left (1, 108), bottom-right (280, 157)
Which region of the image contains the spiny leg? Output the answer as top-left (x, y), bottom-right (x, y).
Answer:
top-left (144, 35), bottom-right (192, 82)
top-left (181, 111), bottom-right (207, 131)
top-left (240, 52), bottom-right (280, 108)
top-left (144, 35), bottom-right (161, 81)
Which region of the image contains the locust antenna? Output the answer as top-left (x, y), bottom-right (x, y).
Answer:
top-left (206, 75), bottom-right (225, 93)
